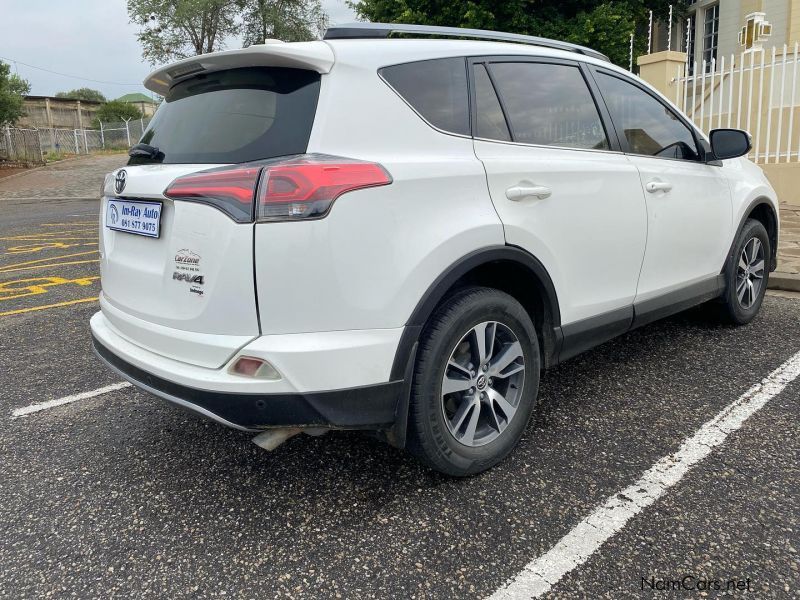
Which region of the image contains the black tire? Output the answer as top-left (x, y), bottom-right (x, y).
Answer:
top-left (716, 218), bottom-right (771, 325)
top-left (407, 287), bottom-right (540, 476)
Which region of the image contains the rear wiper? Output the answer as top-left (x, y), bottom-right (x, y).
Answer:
top-left (128, 143), bottom-right (164, 162)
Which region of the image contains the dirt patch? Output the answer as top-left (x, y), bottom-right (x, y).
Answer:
top-left (0, 166), bottom-right (31, 180)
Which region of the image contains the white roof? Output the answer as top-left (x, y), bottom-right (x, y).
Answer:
top-left (144, 38), bottom-right (627, 95)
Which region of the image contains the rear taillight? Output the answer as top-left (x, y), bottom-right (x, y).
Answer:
top-left (164, 166), bottom-right (261, 223)
top-left (163, 155), bottom-right (392, 223)
top-left (257, 157), bottom-right (392, 222)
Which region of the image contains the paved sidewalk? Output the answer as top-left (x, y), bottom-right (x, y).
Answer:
top-left (778, 205), bottom-right (800, 274)
top-left (773, 204), bottom-right (800, 291)
top-left (0, 154), bottom-right (127, 200)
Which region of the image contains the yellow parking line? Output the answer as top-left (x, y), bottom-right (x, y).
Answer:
top-left (0, 297), bottom-right (98, 317)
top-left (0, 250), bottom-right (98, 270)
top-left (0, 259), bottom-right (100, 274)
top-left (0, 233), bottom-right (97, 240)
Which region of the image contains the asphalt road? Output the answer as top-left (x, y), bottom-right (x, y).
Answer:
top-left (0, 159), bottom-right (798, 599)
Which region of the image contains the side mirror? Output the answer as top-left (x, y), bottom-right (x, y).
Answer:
top-left (709, 129), bottom-right (752, 160)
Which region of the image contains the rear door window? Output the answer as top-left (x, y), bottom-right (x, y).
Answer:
top-left (473, 64), bottom-right (511, 141)
top-left (486, 61), bottom-right (610, 150)
top-left (133, 67), bottom-right (320, 164)
top-left (380, 57), bottom-right (470, 136)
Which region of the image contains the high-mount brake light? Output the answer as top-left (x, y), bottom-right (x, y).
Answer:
top-left (163, 156), bottom-right (392, 223)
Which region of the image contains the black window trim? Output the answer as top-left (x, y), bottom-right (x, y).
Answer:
top-left (377, 57), bottom-right (474, 140)
top-left (467, 55), bottom-right (623, 154)
top-left (476, 62), bottom-right (514, 142)
top-left (586, 65), bottom-right (716, 165)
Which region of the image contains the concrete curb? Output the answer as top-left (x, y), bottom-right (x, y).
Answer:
top-left (768, 273), bottom-right (800, 292)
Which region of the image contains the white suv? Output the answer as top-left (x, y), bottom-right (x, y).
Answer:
top-left (92, 24), bottom-right (779, 476)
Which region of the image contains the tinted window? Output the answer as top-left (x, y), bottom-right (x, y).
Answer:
top-left (595, 72), bottom-right (700, 160)
top-left (133, 67), bottom-right (320, 164)
top-left (488, 62), bottom-right (609, 150)
top-left (474, 64), bottom-right (511, 141)
top-left (381, 58), bottom-right (470, 136)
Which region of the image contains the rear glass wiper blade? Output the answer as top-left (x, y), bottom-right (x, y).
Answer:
top-left (128, 143), bottom-right (165, 162)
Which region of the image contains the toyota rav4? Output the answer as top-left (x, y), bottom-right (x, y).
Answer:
top-left (91, 24), bottom-right (779, 476)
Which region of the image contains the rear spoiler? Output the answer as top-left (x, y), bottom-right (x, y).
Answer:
top-left (144, 42), bottom-right (335, 96)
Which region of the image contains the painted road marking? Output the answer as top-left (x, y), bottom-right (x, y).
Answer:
top-left (0, 276), bottom-right (99, 301)
top-left (4, 242), bottom-right (97, 254)
top-left (0, 296), bottom-right (98, 316)
top-left (0, 258), bottom-right (99, 274)
top-left (0, 250), bottom-right (99, 272)
top-left (11, 382), bottom-right (132, 418)
top-left (489, 350), bottom-right (800, 600)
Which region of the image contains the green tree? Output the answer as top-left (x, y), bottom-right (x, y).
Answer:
top-left (0, 61), bottom-right (31, 126)
top-left (241, 0), bottom-right (328, 46)
top-left (348, 1), bottom-right (680, 68)
top-left (127, 0), bottom-right (242, 65)
top-left (92, 100), bottom-right (143, 127)
top-left (55, 88), bottom-right (107, 103)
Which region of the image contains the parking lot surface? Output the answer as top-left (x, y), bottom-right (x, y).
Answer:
top-left (0, 157), bottom-right (798, 598)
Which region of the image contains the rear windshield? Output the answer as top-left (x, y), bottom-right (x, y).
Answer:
top-left (131, 67), bottom-right (320, 165)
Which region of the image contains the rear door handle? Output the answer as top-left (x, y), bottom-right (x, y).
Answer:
top-left (645, 180), bottom-right (673, 194)
top-left (505, 184), bottom-right (552, 201)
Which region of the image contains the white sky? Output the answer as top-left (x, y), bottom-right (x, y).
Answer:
top-left (0, 0), bottom-right (358, 99)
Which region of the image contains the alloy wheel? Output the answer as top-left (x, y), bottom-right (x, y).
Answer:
top-left (440, 321), bottom-right (525, 447)
top-left (736, 237), bottom-right (765, 309)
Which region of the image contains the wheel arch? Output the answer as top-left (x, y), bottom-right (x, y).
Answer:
top-left (389, 245), bottom-right (563, 382)
top-left (729, 198), bottom-right (779, 272)
top-left (382, 246), bottom-right (562, 449)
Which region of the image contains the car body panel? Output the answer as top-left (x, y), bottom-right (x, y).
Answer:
top-left (630, 155), bottom-right (733, 303)
top-left (474, 140), bottom-right (648, 325)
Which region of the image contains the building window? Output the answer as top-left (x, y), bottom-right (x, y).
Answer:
top-left (703, 4), bottom-right (720, 69)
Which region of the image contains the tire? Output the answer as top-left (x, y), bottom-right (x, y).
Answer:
top-left (716, 218), bottom-right (771, 325)
top-left (407, 287), bottom-right (540, 476)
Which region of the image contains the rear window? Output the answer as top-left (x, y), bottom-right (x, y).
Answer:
top-left (380, 58), bottom-right (470, 136)
top-left (132, 67), bottom-right (320, 165)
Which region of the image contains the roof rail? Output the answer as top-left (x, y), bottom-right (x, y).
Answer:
top-left (323, 23), bottom-right (610, 62)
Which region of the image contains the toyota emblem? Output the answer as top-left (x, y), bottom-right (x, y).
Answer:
top-left (115, 170), bottom-right (127, 195)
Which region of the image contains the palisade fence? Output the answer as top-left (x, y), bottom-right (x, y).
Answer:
top-left (673, 44), bottom-right (800, 165)
top-left (0, 117), bottom-right (152, 165)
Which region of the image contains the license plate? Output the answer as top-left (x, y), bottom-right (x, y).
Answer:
top-left (105, 198), bottom-right (162, 238)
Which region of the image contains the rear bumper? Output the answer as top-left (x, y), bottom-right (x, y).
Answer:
top-left (93, 335), bottom-right (402, 430)
top-left (90, 311), bottom-right (406, 431)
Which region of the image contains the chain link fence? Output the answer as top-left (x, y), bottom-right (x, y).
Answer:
top-left (1, 118), bottom-right (152, 165)
top-left (0, 127), bottom-right (45, 165)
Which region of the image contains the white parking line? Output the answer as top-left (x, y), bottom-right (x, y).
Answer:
top-left (11, 382), bottom-right (131, 418)
top-left (489, 350), bottom-right (800, 600)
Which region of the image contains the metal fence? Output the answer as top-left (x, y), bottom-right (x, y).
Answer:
top-left (36, 118), bottom-right (152, 154)
top-left (1, 118), bottom-right (152, 165)
top-left (674, 44), bottom-right (800, 164)
top-left (0, 127), bottom-right (44, 165)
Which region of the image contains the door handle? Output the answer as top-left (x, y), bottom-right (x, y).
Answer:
top-left (505, 184), bottom-right (552, 201)
top-left (645, 180), bottom-right (673, 194)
